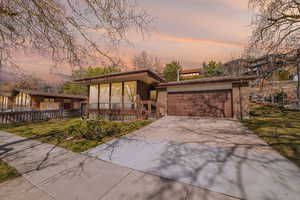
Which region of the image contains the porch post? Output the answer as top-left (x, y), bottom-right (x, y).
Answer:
top-left (122, 82), bottom-right (124, 110)
top-left (97, 84), bottom-right (100, 111)
top-left (109, 83), bottom-right (112, 110)
top-left (148, 101), bottom-right (151, 114)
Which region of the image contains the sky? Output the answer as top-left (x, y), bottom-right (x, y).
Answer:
top-left (14, 0), bottom-right (253, 83)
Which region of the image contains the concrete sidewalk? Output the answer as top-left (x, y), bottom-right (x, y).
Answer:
top-left (0, 130), bottom-right (236, 200)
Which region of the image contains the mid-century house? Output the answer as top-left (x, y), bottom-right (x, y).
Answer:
top-left (0, 88), bottom-right (87, 112)
top-left (180, 68), bottom-right (203, 79)
top-left (75, 69), bottom-right (256, 120)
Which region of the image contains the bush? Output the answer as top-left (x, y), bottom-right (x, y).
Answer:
top-left (66, 118), bottom-right (120, 141)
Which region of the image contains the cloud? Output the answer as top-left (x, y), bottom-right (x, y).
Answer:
top-left (155, 33), bottom-right (245, 48)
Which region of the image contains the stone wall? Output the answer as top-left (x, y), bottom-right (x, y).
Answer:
top-left (249, 81), bottom-right (297, 103)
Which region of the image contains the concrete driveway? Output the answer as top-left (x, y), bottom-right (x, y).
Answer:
top-left (86, 116), bottom-right (300, 200)
top-left (0, 128), bottom-right (236, 200)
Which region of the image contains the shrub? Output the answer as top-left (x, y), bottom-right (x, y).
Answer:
top-left (66, 118), bottom-right (120, 141)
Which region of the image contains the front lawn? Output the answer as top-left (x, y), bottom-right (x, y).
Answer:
top-left (242, 104), bottom-right (300, 167)
top-left (0, 160), bottom-right (20, 183)
top-left (0, 118), bottom-right (153, 153)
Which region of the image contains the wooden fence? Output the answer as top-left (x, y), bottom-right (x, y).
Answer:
top-left (0, 109), bottom-right (82, 124)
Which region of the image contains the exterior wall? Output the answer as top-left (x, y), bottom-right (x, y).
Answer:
top-left (88, 110), bottom-right (136, 121)
top-left (167, 82), bottom-right (232, 93)
top-left (73, 102), bottom-right (81, 109)
top-left (232, 83), bottom-right (250, 119)
top-left (157, 89), bottom-right (167, 115)
top-left (40, 102), bottom-right (60, 110)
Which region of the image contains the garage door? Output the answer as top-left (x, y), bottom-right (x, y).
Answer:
top-left (167, 89), bottom-right (233, 118)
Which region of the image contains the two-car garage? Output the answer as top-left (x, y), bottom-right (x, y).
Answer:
top-left (158, 76), bottom-right (254, 119)
top-left (167, 90), bottom-right (233, 118)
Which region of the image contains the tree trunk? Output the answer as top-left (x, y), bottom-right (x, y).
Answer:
top-left (297, 63), bottom-right (300, 100)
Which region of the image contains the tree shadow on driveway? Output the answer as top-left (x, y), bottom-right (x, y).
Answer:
top-left (86, 117), bottom-right (300, 200)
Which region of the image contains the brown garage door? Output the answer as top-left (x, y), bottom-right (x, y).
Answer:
top-left (167, 89), bottom-right (233, 118)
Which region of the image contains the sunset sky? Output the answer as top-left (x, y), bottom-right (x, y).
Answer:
top-left (14, 0), bottom-right (253, 83)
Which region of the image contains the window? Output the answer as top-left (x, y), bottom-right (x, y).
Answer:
top-left (15, 92), bottom-right (31, 107)
top-left (111, 82), bottom-right (122, 109)
top-left (44, 98), bottom-right (55, 102)
top-left (99, 84), bottom-right (109, 109)
top-left (124, 81), bottom-right (137, 109)
top-left (150, 90), bottom-right (157, 101)
top-left (89, 85), bottom-right (98, 109)
top-left (0, 96), bottom-right (8, 110)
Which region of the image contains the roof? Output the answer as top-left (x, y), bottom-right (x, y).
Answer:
top-left (159, 75), bottom-right (257, 87)
top-left (15, 89), bottom-right (87, 100)
top-left (180, 68), bottom-right (202, 74)
top-left (223, 58), bottom-right (252, 66)
top-left (74, 69), bottom-right (165, 84)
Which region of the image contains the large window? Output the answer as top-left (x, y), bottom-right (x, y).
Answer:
top-left (0, 96), bottom-right (8, 110)
top-left (99, 84), bottom-right (110, 109)
top-left (111, 82), bottom-right (122, 109)
top-left (124, 81), bottom-right (137, 109)
top-left (14, 92), bottom-right (31, 108)
top-left (89, 81), bottom-right (137, 110)
top-left (89, 85), bottom-right (99, 109)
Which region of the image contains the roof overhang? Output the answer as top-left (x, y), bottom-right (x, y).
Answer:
top-left (14, 89), bottom-right (87, 100)
top-left (158, 75), bottom-right (257, 88)
top-left (74, 69), bottom-right (165, 85)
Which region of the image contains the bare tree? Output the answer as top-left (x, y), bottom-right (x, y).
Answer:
top-left (132, 51), bottom-right (163, 74)
top-left (248, 0), bottom-right (300, 102)
top-left (248, 0), bottom-right (300, 53)
top-left (0, 0), bottom-right (152, 70)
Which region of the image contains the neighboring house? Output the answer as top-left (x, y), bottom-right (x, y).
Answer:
top-left (250, 80), bottom-right (298, 104)
top-left (0, 88), bottom-right (87, 112)
top-left (180, 68), bottom-right (203, 79)
top-left (75, 69), bottom-right (255, 120)
top-left (223, 59), bottom-right (254, 76)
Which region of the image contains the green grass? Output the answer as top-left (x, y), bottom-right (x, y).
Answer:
top-left (0, 118), bottom-right (153, 153)
top-left (242, 104), bottom-right (300, 167)
top-left (0, 160), bottom-right (20, 183)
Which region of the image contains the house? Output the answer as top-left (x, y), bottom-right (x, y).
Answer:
top-left (74, 69), bottom-right (165, 120)
top-left (0, 88), bottom-right (87, 112)
top-left (223, 59), bottom-right (254, 76)
top-left (180, 68), bottom-right (203, 79)
top-left (75, 69), bottom-right (256, 120)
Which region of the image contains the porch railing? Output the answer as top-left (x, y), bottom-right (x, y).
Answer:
top-left (88, 103), bottom-right (136, 110)
top-left (87, 100), bottom-right (165, 119)
top-left (137, 100), bottom-right (165, 119)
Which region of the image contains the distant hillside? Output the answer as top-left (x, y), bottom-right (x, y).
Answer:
top-left (0, 70), bottom-right (18, 83)
top-left (49, 72), bottom-right (71, 81)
